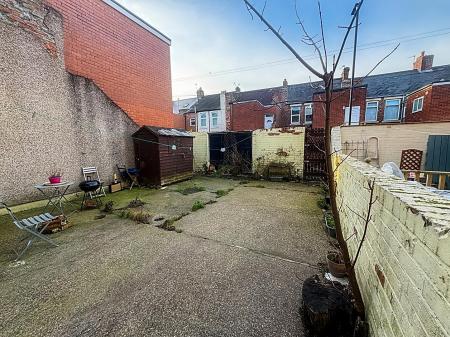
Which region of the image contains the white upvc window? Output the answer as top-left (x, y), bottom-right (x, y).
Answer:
top-left (365, 100), bottom-right (378, 122)
top-left (199, 113), bottom-right (207, 127)
top-left (189, 118), bottom-right (196, 126)
top-left (211, 111), bottom-right (218, 127)
top-left (412, 96), bottom-right (424, 113)
top-left (291, 105), bottom-right (301, 124)
top-left (304, 103), bottom-right (313, 124)
top-left (384, 98), bottom-right (402, 121)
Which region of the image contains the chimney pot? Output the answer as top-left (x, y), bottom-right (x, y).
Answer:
top-left (235, 86), bottom-right (241, 92)
top-left (283, 78), bottom-right (288, 87)
top-left (341, 67), bottom-right (351, 88)
top-left (413, 51), bottom-right (434, 71)
top-left (196, 87), bottom-right (204, 99)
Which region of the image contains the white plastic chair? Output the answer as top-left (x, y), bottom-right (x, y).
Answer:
top-left (81, 167), bottom-right (106, 197)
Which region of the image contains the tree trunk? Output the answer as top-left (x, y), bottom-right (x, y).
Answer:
top-left (323, 73), bottom-right (365, 318)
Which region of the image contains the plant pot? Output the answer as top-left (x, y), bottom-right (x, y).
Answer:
top-left (49, 176), bottom-right (62, 184)
top-left (327, 252), bottom-right (347, 278)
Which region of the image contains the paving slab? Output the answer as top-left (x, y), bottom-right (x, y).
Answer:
top-left (0, 178), bottom-right (329, 337)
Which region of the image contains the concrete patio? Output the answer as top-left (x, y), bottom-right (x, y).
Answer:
top-left (0, 177), bottom-right (329, 337)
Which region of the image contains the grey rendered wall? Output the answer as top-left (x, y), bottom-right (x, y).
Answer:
top-left (0, 5), bottom-right (138, 204)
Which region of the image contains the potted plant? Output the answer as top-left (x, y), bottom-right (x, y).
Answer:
top-left (324, 211), bottom-right (337, 239)
top-left (326, 251), bottom-right (347, 278)
top-left (48, 169), bottom-right (62, 184)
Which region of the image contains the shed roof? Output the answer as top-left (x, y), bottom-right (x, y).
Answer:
top-left (133, 126), bottom-right (193, 138)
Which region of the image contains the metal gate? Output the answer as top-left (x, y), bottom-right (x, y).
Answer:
top-left (425, 135), bottom-right (450, 189)
top-left (304, 128), bottom-right (326, 180)
top-left (209, 132), bottom-right (252, 174)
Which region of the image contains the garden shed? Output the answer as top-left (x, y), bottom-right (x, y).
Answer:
top-left (132, 126), bottom-right (194, 186)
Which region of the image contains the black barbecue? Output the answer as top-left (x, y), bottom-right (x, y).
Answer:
top-left (79, 180), bottom-right (103, 210)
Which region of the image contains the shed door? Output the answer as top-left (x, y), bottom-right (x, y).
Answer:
top-left (425, 135), bottom-right (450, 189)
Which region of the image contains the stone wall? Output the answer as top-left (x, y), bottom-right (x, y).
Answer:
top-left (0, 0), bottom-right (138, 205)
top-left (333, 155), bottom-right (450, 337)
top-left (252, 127), bottom-right (305, 178)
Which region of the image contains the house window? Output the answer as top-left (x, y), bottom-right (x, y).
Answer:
top-left (384, 98), bottom-right (401, 121)
top-left (304, 104), bottom-right (313, 124)
top-left (365, 101), bottom-right (378, 122)
top-left (200, 113), bottom-right (207, 127)
top-left (211, 112), bottom-right (218, 127)
top-left (291, 105), bottom-right (301, 124)
top-left (264, 114), bottom-right (274, 129)
top-left (412, 96), bottom-right (424, 113)
top-left (189, 118), bottom-right (196, 126)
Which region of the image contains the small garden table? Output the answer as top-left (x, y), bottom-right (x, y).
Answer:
top-left (34, 181), bottom-right (73, 216)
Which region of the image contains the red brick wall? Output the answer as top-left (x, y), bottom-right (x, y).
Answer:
top-left (229, 101), bottom-right (283, 131)
top-left (405, 84), bottom-right (450, 123)
top-left (173, 114), bottom-right (186, 130)
top-left (46, 0), bottom-right (173, 127)
top-left (312, 87), bottom-right (367, 128)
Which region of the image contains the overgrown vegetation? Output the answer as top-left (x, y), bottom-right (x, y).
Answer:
top-left (191, 201), bottom-right (205, 211)
top-left (317, 197), bottom-right (329, 210)
top-left (215, 188), bottom-right (234, 197)
top-left (177, 185), bottom-right (206, 195)
top-left (127, 198), bottom-right (145, 208)
top-left (325, 212), bottom-right (335, 228)
top-left (119, 208), bottom-right (152, 224)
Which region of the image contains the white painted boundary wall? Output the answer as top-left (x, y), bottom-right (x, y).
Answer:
top-left (337, 122), bottom-right (450, 168)
top-left (192, 132), bottom-right (209, 172)
top-left (333, 154), bottom-right (450, 337)
top-left (252, 127), bottom-right (305, 178)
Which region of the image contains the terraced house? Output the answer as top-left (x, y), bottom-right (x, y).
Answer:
top-left (180, 52), bottom-right (450, 132)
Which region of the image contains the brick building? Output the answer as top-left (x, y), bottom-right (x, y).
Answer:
top-left (177, 52), bottom-right (450, 132)
top-left (46, 0), bottom-right (173, 127)
top-left (288, 52), bottom-right (450, 128)
top-left (226, 84), bottom-right (288, 131)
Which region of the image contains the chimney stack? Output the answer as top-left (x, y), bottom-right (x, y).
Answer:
top-left (413, 51), bottom-right (434, 71)
top-left (196, 87), bottom-right (204, 99)
top-left (283, 78), bottom-right (288, 87)
top-left (341, 66), bottom-right (351, 88)
top-left (235, 86), bottom-right (241, 93)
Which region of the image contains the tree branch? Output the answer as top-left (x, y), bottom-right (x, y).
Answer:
top-left (318, 1), bottom-right (327, 71)
top-left (351, 179), bottom-right (376, 269)
top-left (294, 0), bottom-right (327, 73)
top-left (243, 0), bottom-right (324, 79)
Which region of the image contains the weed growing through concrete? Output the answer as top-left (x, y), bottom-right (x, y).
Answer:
top-left (215, 188), bottom-right (234, 197)
top-left (192, 201), bottom-right (205, 211)
top-left (119, 209), bottom-right (152, 224)
top-left (177, 185), bottom-right (206, 195)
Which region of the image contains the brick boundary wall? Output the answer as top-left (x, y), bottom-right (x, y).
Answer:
top-left (252, 127), bottom-right (305, 178)
top-left (333, 154), bottom-right (450, 337)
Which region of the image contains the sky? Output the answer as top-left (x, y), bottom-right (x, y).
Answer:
top-left (116, 0), bottom-right (450, 100)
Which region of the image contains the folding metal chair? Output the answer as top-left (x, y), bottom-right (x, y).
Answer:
top-left (1, 202), bottom-right (58, 261)
top-left (116, 165), bottom-right (140, 190)
top-left (82, 166), bottom-right (106, 197)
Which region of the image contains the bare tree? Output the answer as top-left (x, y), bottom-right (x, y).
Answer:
top-left (243, 0), bottom-right (397, 318)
